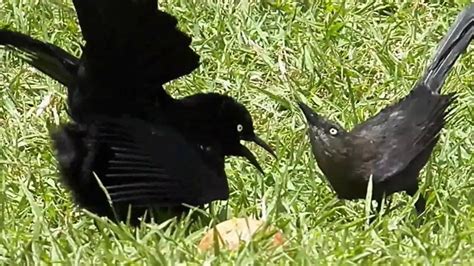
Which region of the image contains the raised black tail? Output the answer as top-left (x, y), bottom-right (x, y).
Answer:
top-left (422, 4), bottom-right (474, 93)
top-left (0, 29), bottom-right (78, 87)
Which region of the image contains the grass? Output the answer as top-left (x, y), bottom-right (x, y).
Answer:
top-left (1, 0), bottom-right (473, 264)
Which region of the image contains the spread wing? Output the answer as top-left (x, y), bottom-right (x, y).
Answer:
top-left (72, 0), bottom-right (200, 93)
top-left (351, 86), bottom-right (455, 180)
top-left (51, 117), bottom-right (229, 220)
top-left (0, 29), bottom-right (78, 87)
top-left (2, 1), bottom-right (201, 120)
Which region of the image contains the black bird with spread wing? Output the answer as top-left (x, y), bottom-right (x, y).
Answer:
top-left (0, 1), bottom-right (274, 163)
top-left (52, 115), bottom-right (231, 224)
top-left (0, 0), bottom-right (275, 224)
top-left (299, 4), bottom-right (473, 215)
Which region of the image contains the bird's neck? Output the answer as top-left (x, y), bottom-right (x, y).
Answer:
top-left (318, 154), bottom-right (355, 180)
top-left (315, 151), bottom-right (364, 199)
top-left (163, 100), bottom-right (219, 143)
top-left (313, 144), bottom-right (357, 183)
top-left (171, 93), bottom-right (225, 125)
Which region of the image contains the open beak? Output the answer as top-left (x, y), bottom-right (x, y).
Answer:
top-left (237, 135), bottom-right (276, 174)
top-left (250, 135), bottom-right (277, 159)
top-left (237, 144), bottom-right (265, 174)
top-left (298, 102), bottom-right (324, 128)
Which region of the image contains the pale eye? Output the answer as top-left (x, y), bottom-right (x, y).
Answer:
top-left (237, 124), bottom-right (243, 132)
top-left (329, 127), bottom-right (338, 136)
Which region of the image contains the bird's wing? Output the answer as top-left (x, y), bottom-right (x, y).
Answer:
top-left (72, 0), bottom-right (200, 89)
top-left (0, 29), bottom-right (78, 87)
top-left (351, 86), bottom-right (455, 181)
top-left (51, 117), bottom-right (229, 212)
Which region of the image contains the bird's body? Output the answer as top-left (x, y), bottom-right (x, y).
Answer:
top-left (52, 116), bottom-right (229, 224)
top-left (0, 0), bottom-right (275, 224)
top-left (299, 4), bottom-right (473, 214)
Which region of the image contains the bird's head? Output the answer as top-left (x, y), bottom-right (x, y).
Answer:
top-left (298, 102), bottom-right (352, 164)
top-left (216, 96), bottom-right (276, 174)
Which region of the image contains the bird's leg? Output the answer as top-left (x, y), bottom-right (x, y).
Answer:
top-left (414, 196), bottom-right (426, 215)
top-left (407, 185), bottom-right (426, 215)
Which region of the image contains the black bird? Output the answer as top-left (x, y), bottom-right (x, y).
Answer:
top-left (52, 115), bottom-right (231, 224)
top-left (299, 4), bottom-right (473, 215)
top-left (0, 0), bottom-right (275, 223)
top-left (0, 0), bottom-right (274, 167)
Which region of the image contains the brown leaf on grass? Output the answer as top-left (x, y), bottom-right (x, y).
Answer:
top-left (198, 217), bottom-right (284, 252)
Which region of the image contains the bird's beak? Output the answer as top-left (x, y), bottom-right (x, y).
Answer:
top-left (250, 135), bottom-right (277, 159)
top-left (298, 102), bottom-right (324, 128)
top-left (237, 135), bottom-right (276, 174)
top-left (237, 144), bottom-right (265, 174)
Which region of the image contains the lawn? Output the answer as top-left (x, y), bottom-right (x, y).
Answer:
top-left (0, 0), bottom-right (473, 264)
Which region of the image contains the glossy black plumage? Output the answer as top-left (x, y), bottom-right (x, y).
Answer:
top-left (299, 4), bottom-right (473, 215)
top-left (1, 0), bottom-right (199, 121)
top-left (51, 116), bottom-right (229, 224)
top-left (0, 0), bottom-right (275, 224)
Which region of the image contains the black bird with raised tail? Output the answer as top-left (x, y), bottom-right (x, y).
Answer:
top-left (0, 0), bottom-right (275, 224)
top-left (299, 4), bottom-right (473, 215)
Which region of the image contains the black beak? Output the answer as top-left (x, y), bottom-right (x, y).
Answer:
top-left (250, 135), bottom-right (277, 159)
top-left (298, 102), bottom-right (323, 128)
top-left (236, 135), bottom-right (275, 174)
top-left (237, 144), bottom-right (265, 174)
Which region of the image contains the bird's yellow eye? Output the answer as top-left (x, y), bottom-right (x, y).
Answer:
top-left (329, 127), bottom-right (338, 136)
top-left (237, 124), bottom-right (243, 132)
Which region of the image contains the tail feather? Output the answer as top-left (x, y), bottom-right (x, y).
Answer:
top-left (0, 29), bottom-right (78, 87)
top-left (422, 3), bottom-right (474, 93)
